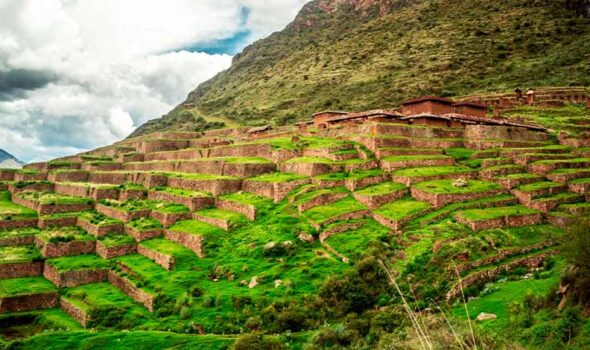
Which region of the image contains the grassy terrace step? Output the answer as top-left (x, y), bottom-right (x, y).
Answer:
top-left (546, 167), bottom-right (590, 183)
top-left (125, 217), bottom-right (164, 242)
top-left (373, 198), bottom-right (432, 231)
top-left (391, 166), bottom-right (477, 186)
top-left (493, 173), bottom-right (544, 189)
top-left (0, 191), bottom-right (38, 227)
top-left (498, 145), bottom-right (571, 158)
top-left (512, 152), bottom-right (575, 166)
top-left (527, 192), bottom-right (584, 213)
top-left (77, 211), bottom-right (124, 237)
top-left (479, 164), bottom-right (524, 180)
top-left (61, 283), bottom-right (150, 328)
top-left (216, 192), bottom-right (274, 220)
top-left (313, 169), bottom-right (387, 190)
top-left (96, 234), bottom-right (137, 259)
top-left (164, 220), bottom-right (224, 257)
top-left (0, 277), bottom-right (58, 313)
top-left (353, 182), bottom-right (408, 209)
top-left (0, 227), bottom-right (40, 247)
top-left (291, 186), bottom-right (348, 212)
top-left (193, 208), bottom-right (249, 231)
top-left (559, 202), bottom-right (590, 214)
top-left (165, 172), bottom-right (241, 196)
top-left (138, 238), bottom-right (196, 270)
top-left (242, 172), bottom-right (310, 203)
top-left (375, 147), bottom-right (443, 158)
top-left (528, 157), bottom-right (590, 175)
top-left (409, 194), bottom-right (518, 228)
top-left (303, 196), bottom-right (369, 229)
top-left (14, 191), bottom-right (93, 216)
top-left (512, 181), bottom-right (568, 202)
top-left (44, 255), bottom-right (110, 288)
top-left (325, 219), bottom-right (390, 260)
top-left (148, 186), bottom-right (213, 211)
top-left (379, 155), bottom-right (454, 172)
top-left (0, 245), bottom-right (42, 265)
top-left (411, 179), bottom-right (504, 208)
top-left (453, 205), bottom-right (542, 231)
top-left (34, 227), bottom-right (96, 258)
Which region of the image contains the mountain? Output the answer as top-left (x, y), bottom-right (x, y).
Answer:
top-left (0, 149), bottom-right (24, 169)
top-left (130, 0), bottom-right (590, 137)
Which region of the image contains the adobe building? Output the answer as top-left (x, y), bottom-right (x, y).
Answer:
top-left (400, 96), bottom-right (454, 116)
top-left (453, 102), bottom-right (487, 118)
top-left (326, 110), bottom-right (403, 127)
top-left (399, 113), bottom-right (453, 128)
top-left (295, 120), bottom-right (314, 131)
top-left (247, 125), bottom-right (272, 139)
top-left (312, 111), bottom-right (348, 129)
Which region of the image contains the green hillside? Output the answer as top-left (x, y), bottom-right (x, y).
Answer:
top-left (131, 0), bottom-right (590, 136)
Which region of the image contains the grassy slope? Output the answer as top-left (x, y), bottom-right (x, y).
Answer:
top-left (131, 0), bottom-right (590, 135)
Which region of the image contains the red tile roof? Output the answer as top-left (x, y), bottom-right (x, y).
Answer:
top-left (400, 95), bottom-right (453, 105)
top-left (327, 109), bottom-right (403, 123)
top-left (312, 110), bottom-right (349, 117)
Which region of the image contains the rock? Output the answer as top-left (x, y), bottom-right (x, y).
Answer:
top-left (298, 233), bottom-right (315, 242)
top-left (248, 276), bottom-right (258, 289)
top-left (274, 279), bottom-right (283, 288)
top-left (264, 241), bottom-right (276, 250)
top-left (476, 312), bottom-right (497, 321)
top-left (452, 178), bottom-right (468, 188)
top-left (283, 240), bottom-right (293, 247)
top-left (240, 280), bottom-right (248, 286)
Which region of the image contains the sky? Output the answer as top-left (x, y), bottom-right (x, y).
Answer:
top-left (0, 0), bottom-right (309, 163)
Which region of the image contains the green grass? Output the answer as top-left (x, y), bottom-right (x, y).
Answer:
top-left (444, 148), bottom-right (476, 160)
top-left (532, 157), bottom-right (590, 166)
top-left (219, 192), bottom-right (272, 209)
top-left (569, 177), bottom-right (590, 184)
top-left (36, 227), bottom-right (95, 243)
top-left (127, 217), bottom-right (163, 231)
top-left (46, 255), bottom-right (109, 272)
top-left (374, 199), bottom-right (431, 221)
top-left (381, 154), bottom-right (452, 162)
top-left (78, 212), bottom-right (122, 226)
top-left (314, 169), bottom-right (383, 181)
top-left (516, 181), bottom-right (563, 192)
top-left (533, 192), bottom-right (581, 202)
top-left (303, 196), bottom-right (366, 224)
top-left (413, 179), bottom-right (501, 194)
top-left (326, 219), bottom-right (389, 258)
top-left (496, 173), bottom-right (542, 180)
top-left (152, 186), bottom-right (212, 198)
top-left (16, 191), bottom-right (92, 206)
top-left (165, 172), bottom-right (236, 181)
top-left (0, 191), bottom-right (37, 220)
top-left (195, 208), bottom-right (248, 226)
top-left (392, 166), bottom-right (473, 178)
top-left (284, 157), bottom-right (333, 164)
top-left (0, 246), bottom-right (42, 264)
top-left (0, 227), bottom-right (40, 242)
top-left (140, 238), bottom-right (196, 261)
top-left (151, 202), bottom-right (190, 214)
top-left (0, 277), bottom-right (56, 297)
top-left (167, 220), bottom-right (225, 236)
top-left (97, 234), bottom-right (136, 248)
top-left (456, 205), bottom-right (540, 221)
top-left (247, 172), bottom-right (307, 183)
top-left (354, 181), bottom-right (406, 196)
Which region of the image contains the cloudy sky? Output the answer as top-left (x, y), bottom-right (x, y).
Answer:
top-left (0, 0), bottom-right (308, 163)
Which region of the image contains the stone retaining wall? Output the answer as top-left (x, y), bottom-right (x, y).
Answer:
top-left (44, 263), bottom-right (108, 288)
top-left (215, 199), bottom-right (256, 221)
top-left (494, 176), bottom-right (541, 190)
top-left (528, 160), bottom-right (590, 175)
top-left (166, 177), bottom-right (242, 196)
top-left (14, 172), bottom-right (48, 182)
top-left (279, 162), bottom-right (336, 177)
top-left (140, 140), bottom-right (189, 153)
top-left (209, 143), bottom-right (272, 159)
top-left (319, 221), bottom-right (365, 242)
top-left (124, 226), bottom-right (164, 242)
top-left (464, 125), bottom-right (550, 142)
top-left (144, 148), bottom-right (206, 162)
top-left (38, 215), bottom-right (78, 229)
top-left (137, 245), bottom-right (175, 270)
top-left (242, 178), bottom-right (311, 203)
top-left (547, 170), bottom-right (590, 183)
top-left (344, 174), bottom-right (388, 191)
top-left (372, 209), bottom-right (430, 232)
top-left (311, 209), bottom-right (370, 230)
top-left (60, 297), bottom-right (90, 328)
top-left (454, 212), bottom-right (542, 231)
top-left (8, 183), bottom-right (54, 194)
top-left (297, 192), bottom-right (348, 213)
top-left (165, 230), bottom-right (204, 258)
top-left (0, 292), bottom-right (58, 313)
top-left (370, 123), bottom-right (463, 139)
top-left (0, 218), bottom-right (38, 231)
top-left (512, 185), bottom-right (567, 203)
top-left (95, 204), bottom-right (151, 222)
top-left (446, 251), bottom-right (557, 301)
top-left (381, 157), bottom-right (455, 172)
top-left (479, 166), bottom-right (522, 180)
top-left (150, 211), bottom-right (190, 228)
top-left (96, 240), bottom-right (136, 259)
top-left (311, 178), bottom-right (346, 188)
top-left (0, 170), bottom-right (16, 181)
top-left (108, 271), bottom-right (154, 312)
top-left (35, 237), bottom-right (96, 258)
top-left (411, 188), bottom-right (504, 208)
top-left (392, 171), bottom-right (478, 186)
top-left (353, 189), bottom-right (407, 209)
top-left (119, 189), bottom-right (147, 201)
top-left (193, 214), bottom-right (230, 231)
top-left (12, 194), bottom-right (93, 216)
top-left (528, 194), bottom-right (582, 213)
top-left (81, 163), bottom-right (122, 172)
top-left (76, 218), bottom-right (124, 237)
top-left (0, 235), bottom-right (35, 247)
top-left (0, 261), bottom-right (43, 279)
top-left (88, 172), bottom-right (130, 185)
top-left (569, 182), bottom-right (590, 195)
top-left (147, 190), bottom-right (214, 211)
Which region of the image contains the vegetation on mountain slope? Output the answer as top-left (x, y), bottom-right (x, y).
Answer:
top-left (131, 0), bottom-right (590, 136)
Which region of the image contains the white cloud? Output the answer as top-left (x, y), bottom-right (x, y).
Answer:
top-left (0, 0), bottom-right (308, 163)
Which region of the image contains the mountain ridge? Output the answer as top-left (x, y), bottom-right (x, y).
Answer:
top-left (130, 0), bottom-right (590, 137)
top-left (0, 149), bottom-right (24, 169)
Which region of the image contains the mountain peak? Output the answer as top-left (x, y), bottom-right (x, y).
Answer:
top-left (0, 149), bottom-right (24, 169)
